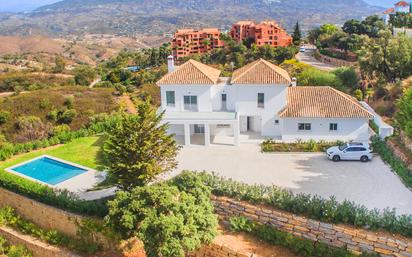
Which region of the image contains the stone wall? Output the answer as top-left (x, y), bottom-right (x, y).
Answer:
top-left (0, 226), bottom-right (80, 257)
top-left (314, 51), bottom-right (357, 67)
top-left (188, 241), bottom-right (256, 257)
top-left (212, 196), bottom-right (412, 257)
top-left (0, 188), bottom-right (82, 237)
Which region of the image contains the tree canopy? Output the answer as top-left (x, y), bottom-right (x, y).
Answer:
top-left (103, 99), bottom-right (180, 190)
top-left (105, 172), bottom-right (218, 257)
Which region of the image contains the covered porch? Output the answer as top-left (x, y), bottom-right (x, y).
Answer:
top-left (163, 111), bottom-right (240, 146)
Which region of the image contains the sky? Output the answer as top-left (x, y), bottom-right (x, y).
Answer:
top-left (0, 0), bottom-right (394, 12)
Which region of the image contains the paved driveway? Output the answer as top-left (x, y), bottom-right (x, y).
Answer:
top-left (296, 52), bottom-right (337, 71)
top-left (170, 144), bottom-right (412, 215)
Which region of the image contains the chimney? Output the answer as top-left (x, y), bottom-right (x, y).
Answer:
top-left (167, 55), bottom-right (175, 73)
top-left (291, 77), bottom-right (297, 87)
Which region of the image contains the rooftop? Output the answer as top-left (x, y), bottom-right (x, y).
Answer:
top-left (231, 59), bottom-right (291, 85)
top-left (279, 86), bottom-right (373, 119)
top-left (395, 1), bottom-right (410, 7)
top-left (157, 59), bottom-right (221, 85)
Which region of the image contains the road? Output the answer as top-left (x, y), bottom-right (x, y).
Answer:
top-left (296, 52), bottom-right (338, 71)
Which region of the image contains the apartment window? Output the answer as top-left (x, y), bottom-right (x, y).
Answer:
top-left (257, 93), bottom-right (265, 108)
top-left (329, 123), bottom-right (338, 131)
top-left (298, 123), bottom-right (311, 131)
top-left (184, 95), bottom-right (198, 111)
top-left (166, 91), bottom-right (175, 106)
top-left (274, 119), bottom-right (279, 125)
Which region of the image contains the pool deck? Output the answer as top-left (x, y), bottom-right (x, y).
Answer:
top-left (5, 155), bottom-right (116, 200)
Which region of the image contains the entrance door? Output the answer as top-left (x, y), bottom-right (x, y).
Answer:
top-left (194, 124), bottom-right (205, 134)
top-left (247, 117), bottom-right (251, 131)
top-left (221, 94), bottom-right (227, 111)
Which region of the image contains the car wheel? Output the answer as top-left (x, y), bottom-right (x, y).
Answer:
top-left (360, 155), bottom-right (369, 162)
top-left (332, 155), bottom-right (340, 162)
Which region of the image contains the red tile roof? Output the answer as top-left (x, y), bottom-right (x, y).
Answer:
top-left (395, 1), bottom-right (410, 7)
top-left (279, 87), bottom-right (373, 119)
top-left (383, 7), bottom-right (395, 14)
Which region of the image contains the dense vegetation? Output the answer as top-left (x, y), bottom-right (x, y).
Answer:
top-left (106, 173), bottom-right (217, 257)
top-left (0, 71), bottom-right (74, 92)
top-left (174, 171), bottom-right (412, 237)
top-left (229, 216), bottom-right (379, 257)
top-left (0, 87), bottom-right (118, 143)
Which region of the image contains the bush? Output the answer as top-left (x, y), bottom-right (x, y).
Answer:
top-left (229, 216), bottom-right (379, 257)
top-left (58, 109), bottom-right (78, 124)
top-left (105, 177), bottom-right (217, 257)
top-left (0, 111), bottom-right (10, 125)
top-left (174, 171), bottom-right (412, 237)
top-left (261, 139), bottom-right (343, 152)
top-left (298, 68), bottom-right (343, 89)
top-left (372, 136), bottom-right (412, 189)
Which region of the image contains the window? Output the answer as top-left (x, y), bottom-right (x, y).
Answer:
top-left (329, 123), bottom-right (338, 131)
top-left (274, 119), bottom-right (279, 125)
top-left (298, 123), bottom-right (311, 131)
top-left (257, 93), bottom-right (265, 108)
top-left (184, 95), bottom-right (198, 111)
top-left (166, 91), bottom-right (175, 106)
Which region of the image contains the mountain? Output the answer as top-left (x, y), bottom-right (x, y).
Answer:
top-left (0, 0), bottom-right (384, 37)
top-left (0, 1), bottom-right (59, 13)
top-left (363, 0), bottom-right (393, 8)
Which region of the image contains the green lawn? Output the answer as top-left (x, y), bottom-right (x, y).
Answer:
top-left (0, 136), bottom-right (104, 172)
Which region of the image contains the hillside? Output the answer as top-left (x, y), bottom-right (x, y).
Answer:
top-left (0, 0), bottom-right (383, 37)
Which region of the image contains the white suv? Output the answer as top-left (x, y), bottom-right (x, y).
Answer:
top-left (326, 142), bottom-right (373, 162)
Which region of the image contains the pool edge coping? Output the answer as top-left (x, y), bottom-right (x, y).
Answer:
top-left (5, 155), bottom-right (98, 188)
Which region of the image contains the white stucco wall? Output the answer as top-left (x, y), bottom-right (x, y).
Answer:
top-left (160, 85), bottom-right (213, 112)
top-left (281, 118), bottom-right (370, 142)
top-left (161, 84), bottom-right (287, 137)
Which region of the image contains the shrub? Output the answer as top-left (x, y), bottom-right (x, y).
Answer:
top-left (52, 124), bottom-right (71, 136)
top-left (105, 179), bottom-right (217, 257)
top-left (0, 111), bottom-right (10, 125)
top-left (371, 136), bottom-right (412, 189)
top-left (15, 116), bottom-right (52, 143)
top-left (261, 139), bottom-right (342, 152)
top-left (229, 216), bottom-right (380, 257)
top-left (58, 109), bottom-right (78, 124)
top-left (174, 171), bottom-right (412, 237)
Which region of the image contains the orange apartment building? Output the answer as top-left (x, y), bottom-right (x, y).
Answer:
top-left (171, 28), bottom-right (224, 60)
top-left (230, 20), bottom-right (292, 47)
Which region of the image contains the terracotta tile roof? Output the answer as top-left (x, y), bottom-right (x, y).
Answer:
top-left (395, 1), bottom-right (410, 7)
top-left (157, 59), bottom-right (221, 85)
top-left (231, 59), bottom-right (291, 85)
top-left (383, 7), bottom-right (395, 14)
top-left (279, 86), bottom-right (374, 119)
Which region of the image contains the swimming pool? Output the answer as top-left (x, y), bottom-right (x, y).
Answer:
top-left (6, 155), bottom-right (88, 185)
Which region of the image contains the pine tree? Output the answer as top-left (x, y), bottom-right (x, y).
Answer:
top-left (103, 99), bottom-right (180, 190)
top-left (292, 21), bottom-right (302, 45)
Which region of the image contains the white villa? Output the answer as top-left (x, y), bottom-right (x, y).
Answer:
top-left (157, 57), bottom-right (373, 146)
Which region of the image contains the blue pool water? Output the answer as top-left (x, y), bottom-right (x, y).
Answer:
top-left (9, 157), bottom-right (87, 185)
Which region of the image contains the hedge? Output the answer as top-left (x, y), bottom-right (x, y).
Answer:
top-left (173, 171), bottom-right (412, 237)
top-left (229, 216), bottom-right (379, 257)
top-left (261, 139), bottom-right (343, 152)
top-left (371, 136), bottom-right (412, 189)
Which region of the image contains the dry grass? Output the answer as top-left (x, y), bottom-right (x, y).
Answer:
top-left (0, 86), bottom-right (118, 142)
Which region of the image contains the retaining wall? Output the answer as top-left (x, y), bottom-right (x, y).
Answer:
top-left (212, 196), bottom-right (412, 257)
top-left (0, 188), bottom-right (82, 237)
top-left (0, 226), bottom-right (80, 257)
top-left (314, 51), bottom-right (357, 67)
top-left (188, 242), bottom-right (256, 257)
